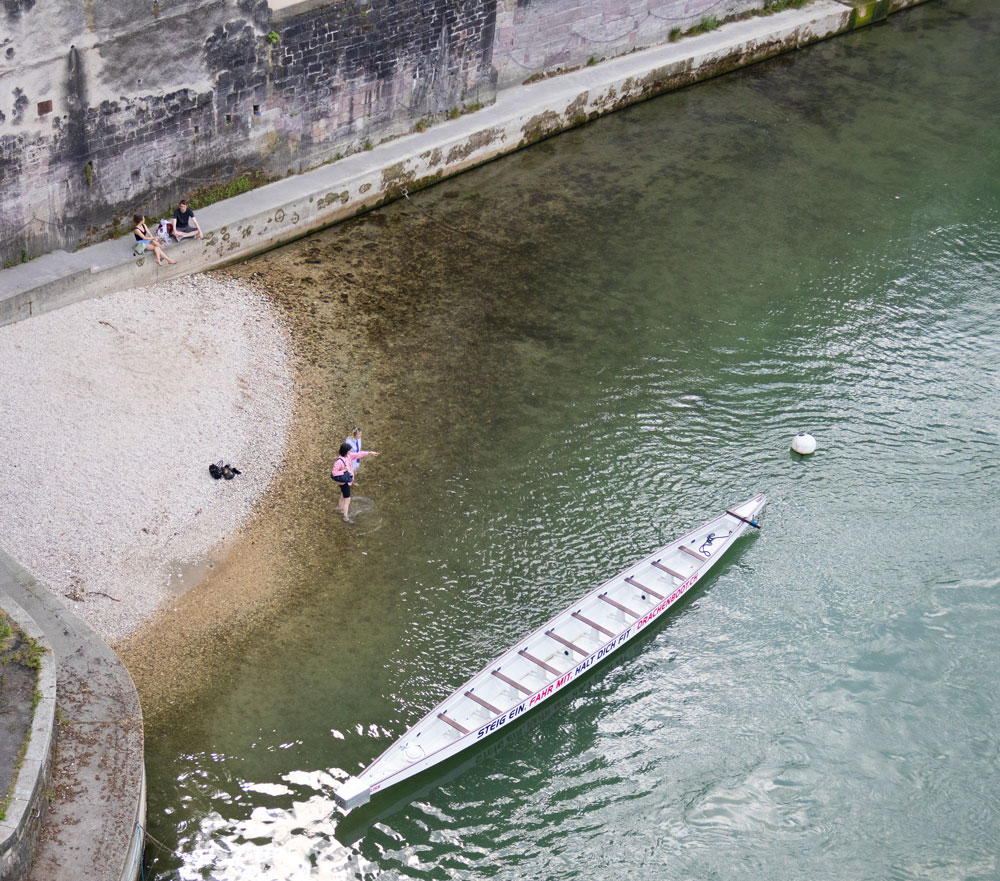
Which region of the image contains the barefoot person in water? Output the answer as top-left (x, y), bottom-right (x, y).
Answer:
top-left (331, 442), bottom-right (379, 522)
top-left (344, 427), bottom-right (363, 482)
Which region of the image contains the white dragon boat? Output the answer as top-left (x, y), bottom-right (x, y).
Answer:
top-left (335, 493), bottom-right (766, 811)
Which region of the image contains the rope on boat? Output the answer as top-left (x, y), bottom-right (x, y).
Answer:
top-left (699, 530), bottom-right (732, 557)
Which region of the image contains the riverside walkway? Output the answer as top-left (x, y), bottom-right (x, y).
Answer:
top-left (0, 551), bottom-right (144, 881)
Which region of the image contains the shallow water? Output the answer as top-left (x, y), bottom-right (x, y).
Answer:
top-left (143, 3), bottom-right (1000, 879)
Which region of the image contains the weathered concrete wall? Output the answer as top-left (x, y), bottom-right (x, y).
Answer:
top-left (2, 0), bottom-right (936, 327)
top-left (0, 548), bottom-right (146, 881)
top-left (0, 0), bottom-right (931, 266)
top-left (492, 0), bottom-right (763, 90)
top-left (0, 0), bottom-right (273, 262)
top-left (266, 0), bottom-right (498, 168)
top-left (0, 0), bottom-right (775, 265)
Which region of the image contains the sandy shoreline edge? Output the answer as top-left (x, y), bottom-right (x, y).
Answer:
top-left (0, 0), bottom-right (932, 709)
top-left (0, 274), bottom-right (294, 646)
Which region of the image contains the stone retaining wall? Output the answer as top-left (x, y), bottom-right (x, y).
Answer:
top-left (0, 598), bottom-right (56, 881)
top-left (0, 0), bottom-right (800, 265)
top-left (0, 0), bottom-right (932, 326)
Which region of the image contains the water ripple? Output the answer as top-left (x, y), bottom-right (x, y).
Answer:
top-left (147, 7), bottom-right (1000, 878)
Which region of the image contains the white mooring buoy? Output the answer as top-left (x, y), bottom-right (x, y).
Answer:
top-left (791, 433), bottom-right (817, 455)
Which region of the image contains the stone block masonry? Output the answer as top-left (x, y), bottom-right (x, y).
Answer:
top-left (0, 0), bottom-right (499, 265)
top-left (1, 0), bottom-right (786, 265)
top-left (266, 0), bottom-right (499, 164)
top-left (1, 0), bottom-right (932, 325)
top-left (0, 0), bottom-right (930, 268)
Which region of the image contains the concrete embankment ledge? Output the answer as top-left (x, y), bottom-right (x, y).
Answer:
top-left (0, 551), bottom-right (144, 881)
top-left (0, 0), bottom-right (927, 327)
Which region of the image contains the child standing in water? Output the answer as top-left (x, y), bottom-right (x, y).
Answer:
top-left (331, 442), bottom-right (378, 522)
top-left (345, 427), bottom-right (363, 481)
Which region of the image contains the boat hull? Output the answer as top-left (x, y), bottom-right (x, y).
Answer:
top-left (336, 493), bottom-right (765, 811)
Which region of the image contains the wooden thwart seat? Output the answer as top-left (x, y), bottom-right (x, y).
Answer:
top-left (465, 690), bottom-right (503, 715)
top-left (680, 544), bottom-right (709, 562)
top-left (625, 576), bottom-right (664, 600)
top-left (598, 593), bottom-right (639, 618)
top-left (546, 629), bottom-right (589, 656)
top-left (572, 610), bottom-right (615, 638)
top-left (727, 509), bottom-right (760, 528)
top-left (519, 648), bottom-right (561, 675)
top-left (652, 560), bottom-right (687, 580)
top-left (492, 668), bottom-right (533, 695)
top-left (438, 712), bottom-right (470, 735)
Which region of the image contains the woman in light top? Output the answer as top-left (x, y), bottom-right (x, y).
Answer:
top-left (132, 214), bottom-right (176, 266)
top-left (331, 442), bottom-right (378, 522)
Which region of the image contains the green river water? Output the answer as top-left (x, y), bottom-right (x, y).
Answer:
top-left (144, 3), bottom-right (1000, 878)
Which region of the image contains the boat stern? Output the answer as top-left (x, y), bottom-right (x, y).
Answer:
top-left (334, 776), bottom-right (372, 812)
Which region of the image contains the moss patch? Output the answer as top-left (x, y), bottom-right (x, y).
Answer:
top-left (0, 610), bottom-right (43, 821)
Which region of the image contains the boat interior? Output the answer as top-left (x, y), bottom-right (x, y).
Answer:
top-left (374, 511), bottom-right (750, 778)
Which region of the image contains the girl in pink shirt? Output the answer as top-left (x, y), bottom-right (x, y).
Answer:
top-left (331, 442), bottom-right (379, 522)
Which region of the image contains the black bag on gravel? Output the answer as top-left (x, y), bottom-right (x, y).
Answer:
top-left (210, 461), bottom-right (241, 480)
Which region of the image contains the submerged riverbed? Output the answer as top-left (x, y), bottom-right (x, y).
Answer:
top-left (137, 3), bottom-right (1000, 878)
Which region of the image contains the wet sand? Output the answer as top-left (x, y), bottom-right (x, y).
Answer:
top-left (116, 206), bottom-right (497, 721)
top-left (116, 168), bottom-right (584, 722)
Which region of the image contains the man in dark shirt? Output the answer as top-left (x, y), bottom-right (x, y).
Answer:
top-left (172, 200), bottom-right (203, 240)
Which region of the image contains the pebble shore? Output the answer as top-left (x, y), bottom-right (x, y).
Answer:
top-left (0, 276), bottom-right (294, 644)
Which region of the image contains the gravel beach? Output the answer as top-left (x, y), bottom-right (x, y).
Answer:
top-left (0, 276), bottom-right (293, 644)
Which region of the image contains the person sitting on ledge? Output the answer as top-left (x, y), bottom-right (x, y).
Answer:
top-left (132, 215), bottom-right (176, 266)
top-left (172, 199), bottom-right (204, 240)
